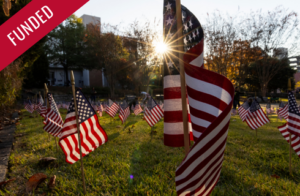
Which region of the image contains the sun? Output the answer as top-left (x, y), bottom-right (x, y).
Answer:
top-left (153, 40), bottom-right (168, 55)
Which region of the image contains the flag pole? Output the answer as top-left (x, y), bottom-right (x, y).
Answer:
top-left (70, 70), bottom-right (87, 194)
top-left (44, 83), bottom-right (51, 142)
top-left (176, 0), bottom-right (190, 155)
top-left (288, 78), bottom-right (292, 176)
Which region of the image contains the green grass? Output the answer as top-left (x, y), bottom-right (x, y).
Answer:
top-left (1, 110), bottom-right (300, 195)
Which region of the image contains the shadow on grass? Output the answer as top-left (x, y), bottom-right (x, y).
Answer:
top-left (108, 132), bottom-right (120, 141)
top-left (123, 120), bottom-right (138, 130)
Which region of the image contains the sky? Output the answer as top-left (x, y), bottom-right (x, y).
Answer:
top-left (75, 0), bottom-right (300, 28)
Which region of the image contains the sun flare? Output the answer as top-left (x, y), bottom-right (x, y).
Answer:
top-left (153, 40), bottom-right (168, 55)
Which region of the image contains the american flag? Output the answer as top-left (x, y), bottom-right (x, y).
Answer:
top-left (159, 102), bottom-right (164, 112)
top-left (97, 104), bottom-right (103, 117)
top-left (35, 95), bottom-right (46, 117)
top-left (277, 103), bottom-right (288, 120)
top-left (59, 89), bottom-right (108, 164)
top-left (162, 1), bottom-right (235, 195)
top-left (245, 100), bottom-right (270, 130)
top-left (24, 100), bottom-right (34, 113)
top-left (163, 0), bottom-right (194, 147)
top-left (131, 104), bottom-right (135, 111)
top-left (278, 125), bottom-right (300, 158)
top-left (134, 104), bottom-right (143, 115)
top-left (231, 109), bottom-right (237, 116)
top-left (238, 101), bottom-right (250, 121)
top-left (43, 93), bottom-right (63, 137)
top-left (144, 96), bottom-right (164, 127)
top-left (279, 92), bottom-right (300, 137)
top-left (106, 99), bottom-right (119, 118)
top-left (35, 95), bottom-right (44, 109)
top-left (119, 101), bottom-right (130, 124)
top-left (266, 103), bottom-right (271, 114)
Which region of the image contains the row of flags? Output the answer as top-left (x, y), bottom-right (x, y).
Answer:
top-left (24, 91), bottom-right (164, 165)
top-left (235, 93), bottom-right (300, 160)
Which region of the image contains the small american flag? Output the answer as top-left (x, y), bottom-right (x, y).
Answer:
top-left (35, 95), bottom-right (44, 109)
top-left (119, 101), bottom-right (130, 124)
top-left (35, 95), bottom-right (46, 117)
top-left (43, 93), bottom-right (63, 137)
top-left (280, 92), bottom-right (300, 137)
top-left (238, 101), bottom-right (250, 121)
top-left (278, 124), bottom-right (300, 159)
top-left (144, 96), bottom-right (163, 127)
top-left (277, 103), bottom-right (288, 120)
top-left (159, 102), bottom-right (164, 112)
top-left (24, 100), bottom-right (34, 113)
top-left (134, 104), bottom-right (143, 115)
top-left (231, 109), bottom-right (237, 116)
top-left (266, 103), bottom-right (272, 114)
top-left (59, 89), bottom-right (108, 164)
top-left (97, 104), bottom-right (103, 117)
top-left (106, 99), bottom-right (119, 118)
top-left (245, 100), bottom-right (270, 130)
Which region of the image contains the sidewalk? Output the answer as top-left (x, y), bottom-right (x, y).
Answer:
top-left (0, 112), bottom-right (18, 182)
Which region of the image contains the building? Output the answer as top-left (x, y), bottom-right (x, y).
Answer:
top-left (274, 47), bottom-right (288, 59)
top-left (48, 14), bottom-right (108, 87)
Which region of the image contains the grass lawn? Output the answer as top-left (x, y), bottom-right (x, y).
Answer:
top-left (1, 109), bottom-right (300, 195)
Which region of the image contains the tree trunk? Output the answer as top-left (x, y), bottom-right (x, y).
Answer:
top-left (261, 83), bottom-right (268, 97)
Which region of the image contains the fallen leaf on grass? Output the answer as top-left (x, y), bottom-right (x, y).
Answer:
top-left (116, 125), bottom-right (121, 128)
top-left (271, 174), bottom-right (280, 179)
top-left (39, 157), bottom-right (56, 163)
top-left (48, 175), bottom-right (56, 190)
top-left (0, 178), bottom-right (16, 186)
top-left (26, 173), bottom-right (47, 193)
top-left (131, 125), bottom-right (135, 128)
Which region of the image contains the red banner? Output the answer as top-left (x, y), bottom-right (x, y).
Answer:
top-left (0, 0), bottom-right (89, 71)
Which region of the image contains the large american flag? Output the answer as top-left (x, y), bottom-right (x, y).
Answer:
top-left (59, 89), bottom-right (108, 164)
top-left (106, 99), bottom-right (119, 118)
top-left (244, 100), bottom-right (270, 130)
top-left (279, 92), bottom-right (300, 137)
top-left (119, 101), bottom-right (130, 124)
top-left (238, 101), bottom-right (250, 122)
top-left (134, 103), bottom-right (143, 115)
top-left (162, 1), bottom-right (235, 195)
top-left (144, 96), bottom-right (164, 127)
top-left (43, 93), bottom-right (63, 137)
top-left (24, 100), bottom-right (34, 113)
top-left (163, 0), bottom-right (194, 147)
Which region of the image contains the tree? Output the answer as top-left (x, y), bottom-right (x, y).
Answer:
top-left (23, 49), bottom-right (49, 88)
top-left (243, 7), bottom-right (299, 96)
top-left (203, 7), bottom-right (299, 95)
top-left (124, 19), bottom-right (162, 93)
top-left (0, 0), bottom-right (47, 110)
top-left (245, 57), bottom-right (295, 93)
top-left (46, 15), bottom-right (91, 86)
top-left (85, 23), bottom-right (130, 98)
